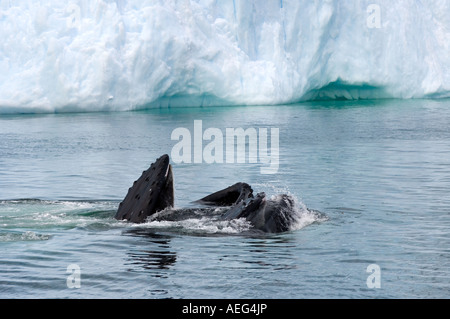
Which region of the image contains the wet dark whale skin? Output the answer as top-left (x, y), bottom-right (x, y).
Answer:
top-left (115, 154), bottom-right (174, 223)
top-left (115, 154), bottom-right (299, 233)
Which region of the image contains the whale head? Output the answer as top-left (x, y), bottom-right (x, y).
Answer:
top-left (223, 193), bottom-right (298, 233)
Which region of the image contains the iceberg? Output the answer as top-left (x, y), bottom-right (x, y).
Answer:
top-left (0, 0), bottom-right (449, 113)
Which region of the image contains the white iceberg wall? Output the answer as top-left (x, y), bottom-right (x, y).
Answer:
top-left (0, 0), bottom-right (449, 113)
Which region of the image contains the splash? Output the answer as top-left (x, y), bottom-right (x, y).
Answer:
top-left (0, 230), bottom-right (52, 242)
top-left (142, 216), bottom-right (254, 235)
top-left (132, 194), bottom-right (327, 235)
top-left (0, 199), bottom-right (118, 241)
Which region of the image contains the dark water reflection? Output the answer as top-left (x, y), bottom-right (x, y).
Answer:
top-left (122, 229), bottom-right (177, 275)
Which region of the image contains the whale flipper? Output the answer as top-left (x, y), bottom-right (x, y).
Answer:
top-left (115, 154), bottom-right (174, 223)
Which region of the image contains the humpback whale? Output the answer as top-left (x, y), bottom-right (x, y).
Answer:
top-left (115, 154), bottom-right (313, 233)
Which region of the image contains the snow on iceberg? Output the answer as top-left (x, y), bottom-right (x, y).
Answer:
top-left (0, 0), bottom-right (449, 113)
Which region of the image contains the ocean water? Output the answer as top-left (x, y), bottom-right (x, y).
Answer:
top-left (1, 99), bottom-right (450, 299)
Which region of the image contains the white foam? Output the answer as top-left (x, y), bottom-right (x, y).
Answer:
top-left (289, 206), bottom-right (328, 232)
top-left (0, 199), bottom-right (118, 230)
top-left (0, 231), bottom-right (51, 242)
top-left (140, 217), bottom-right (253, 235)
top-left (0, 1), bottom-right (449, 113)
top-left (269, 193), bottom-right (328, 231)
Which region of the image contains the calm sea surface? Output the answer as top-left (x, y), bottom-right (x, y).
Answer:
top-left (1, 99), bottom-right (450, 298)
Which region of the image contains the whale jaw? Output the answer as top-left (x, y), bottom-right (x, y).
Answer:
top-left (115, 154), bottom-right (174, 223)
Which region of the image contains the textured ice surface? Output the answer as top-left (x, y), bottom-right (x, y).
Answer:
top-left (0, 0), bottom-right (449, 113)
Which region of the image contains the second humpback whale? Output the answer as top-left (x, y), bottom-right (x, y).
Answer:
top-left (115, 154), bottom-right (319, 233)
